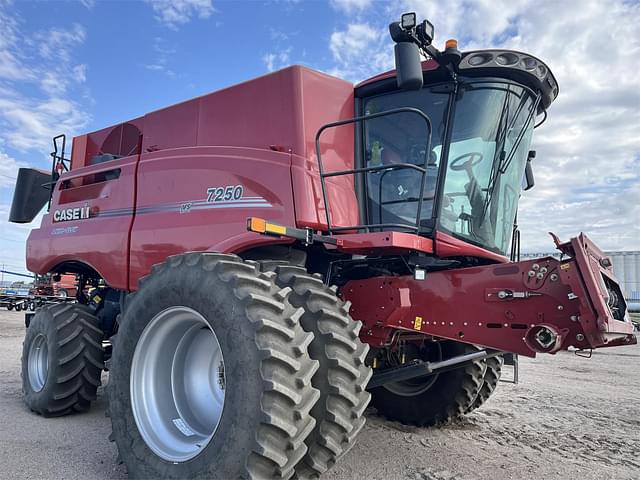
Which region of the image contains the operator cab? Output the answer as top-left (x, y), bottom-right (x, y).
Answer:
top-left (317, 13), bottom-right (558, 259)
top-left (359, 73), bottom-right (541, 256)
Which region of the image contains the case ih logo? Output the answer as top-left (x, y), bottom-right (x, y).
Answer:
top-left (53, 206), bottom-right (91, 222)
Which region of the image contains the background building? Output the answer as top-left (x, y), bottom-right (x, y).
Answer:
top-left (608, 251), bottom-right (640, 302)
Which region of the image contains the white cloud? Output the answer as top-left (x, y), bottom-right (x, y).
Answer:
top-left (328, 23), bottom-right (393, 81)
top-left (0, 95), bottom-right (90, 151)
top-left (330, 0), bottom-right (373, 14)
top-left (263, 53), bottom-right (276, 72)
top-left (262, 47), bottom-right (292, 72)
top-left (326, 0), bottom-right (640, 251)
top-left (0, 151), bottom-right (25, 188)
top-left (142, 37), bottom-right (176, 76)
top-left (330, 23), bottom-right (377, 62)
top-left (0, 6), bottom-right (33, 81)
top-left (40, 71), bottom-right (66, 96)
top-left (0, 5), bottom-right (90, 153)
top-left (0, 49), bottom-right (34, 80)
top-left (0, 4), bottom-right (91, 274)
top-left (146, 0), bottom-right (214, 30)
top-left (72, 64), bottom-right (87, 83)
top-left (36, 23), bottom-right (86, 63)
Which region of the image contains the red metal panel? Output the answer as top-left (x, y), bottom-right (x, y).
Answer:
top-left (79, 117), bottom-right (144, 168)
top-left (343, 250), bottom-right (636, 357)
top-left (293, 67), bottom-right (358, 229)
top-left (128, 146), bottom-right (296, 290)
top-left (559, 234), bottom-right (633, 338)
top-left (196, 67), bottom-right (303, 154)
top-left (26, 155), bottom-right (138, 290)
top-left (142, 101), bottom-right (198, 153)
top-left (290, 153), bottom-right (325, 230)
top-left (70, 135), bottom-right (88, 170)
top-left (330, 231), bottom-right (434, 255)
top-left (435, 231), bottom-right (509, 263)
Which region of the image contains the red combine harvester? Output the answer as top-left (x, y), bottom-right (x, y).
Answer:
top-left (10, 13), bottom-right (635, 479)
top-left (30, 273), bottom-right (77, 298)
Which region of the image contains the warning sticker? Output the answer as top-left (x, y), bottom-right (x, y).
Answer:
top-left (172, 418), bottom-right (196, 437)
top-left (414, 316), bottom-right (423, 331)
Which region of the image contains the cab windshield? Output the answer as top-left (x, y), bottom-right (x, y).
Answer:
top-left (362, 79), bottom-right (537, 256)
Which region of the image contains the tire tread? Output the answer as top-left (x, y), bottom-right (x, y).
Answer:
top-left (268, 264), bottom-right (373, 478)
top-left (22, 303), bottom-right (104, 417)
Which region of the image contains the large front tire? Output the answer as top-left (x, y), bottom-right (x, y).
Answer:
top-left (21, 303), bottom-right (104, 416)
top-left (270, 265), bottom-right (372, 478)
top-left (371, 341), bottom-right (485, 426)
top-left (108, 253), bottom-right (320, 479)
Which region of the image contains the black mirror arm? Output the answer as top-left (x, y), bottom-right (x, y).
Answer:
top-left (389, 21), bottom-right (442, 64)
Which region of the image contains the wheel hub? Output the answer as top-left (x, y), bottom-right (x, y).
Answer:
top-left (130, 306), bottom-right (225, 462)
top-left (27, 333), bottom-right (48, 392)
top-left (383, 342), bottom-right (442, 396)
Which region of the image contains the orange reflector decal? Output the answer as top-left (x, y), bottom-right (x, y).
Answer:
top-left (247, 217), bottom-right (286, 236)
top-left (248, 217), bottom-right (266, 233)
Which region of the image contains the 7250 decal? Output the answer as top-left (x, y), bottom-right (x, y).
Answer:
top-left (206, 185), bottom-right (244, 203)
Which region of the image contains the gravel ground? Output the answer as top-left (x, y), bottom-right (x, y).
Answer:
top-left (1, 308), bottom-right (638, 480)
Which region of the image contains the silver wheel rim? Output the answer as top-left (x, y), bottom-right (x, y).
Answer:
top-left (130, 306), bottom-right (225, 462)
top-left (28, 333), bottom-right (48, 392)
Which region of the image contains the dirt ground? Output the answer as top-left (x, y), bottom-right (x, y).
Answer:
top-left (1, 308), bottom-right (638, 480)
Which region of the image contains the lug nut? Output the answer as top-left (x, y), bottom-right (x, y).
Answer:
top-left (532, 264), bottom-right (540, 271)
top-left (576, 333), bottom-right (585, 342)
top-left (550, 273), bottom-right (558, 281)
top-left (536, 272), bottom-right (545, 279)
top-left (528, 270), bottom-right (536, 277)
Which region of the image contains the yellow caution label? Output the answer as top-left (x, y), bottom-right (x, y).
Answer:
top-left (414, 316), bottom-right (423, 330)
top-left (92, 295), bottom-right (102, 304)
top-left (560, 263), bottom-right (570, 270)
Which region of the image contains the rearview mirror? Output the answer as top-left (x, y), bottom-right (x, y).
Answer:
top-left (523, 150), bottom-right (535, 191)
top-left (394, 42), bottom-right (423, 90)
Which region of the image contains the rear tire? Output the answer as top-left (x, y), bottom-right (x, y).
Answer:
top-left (467, 355), bottom-right (503, 413)
top-left (107, 253), bottom-right (320, 479)
top-left (371, 341), bottom-right (485, 426)
top-left (269, 265), bottom-right (372, 478)
top-left (21, 303), bottom-right (104, 416)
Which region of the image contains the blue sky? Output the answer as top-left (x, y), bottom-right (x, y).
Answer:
top-left (4, 1), bottom-right (340, 132)
top-left (1, 0), bottom-right (639, 277)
